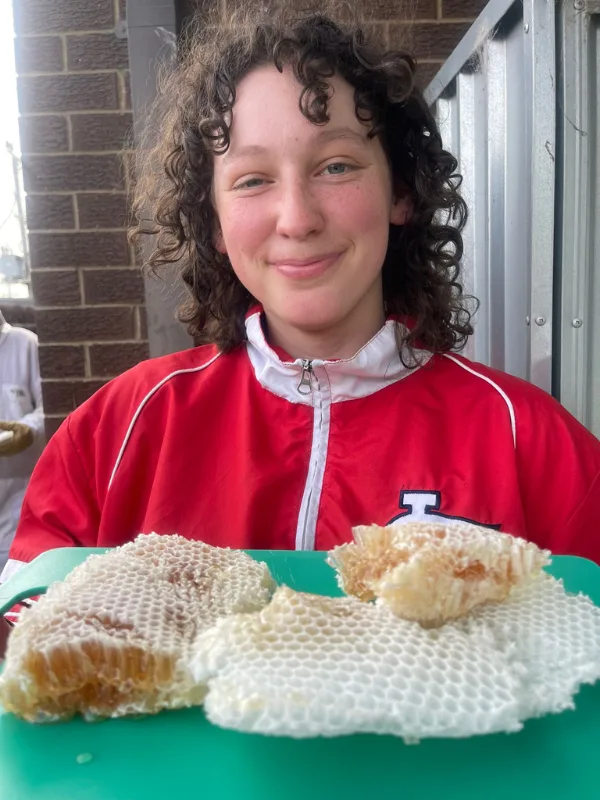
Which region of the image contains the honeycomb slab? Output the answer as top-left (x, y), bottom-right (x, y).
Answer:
top-left (190, 578), bottom-right (600, 740)
top-left (0, 534), bottom-right (275, 722)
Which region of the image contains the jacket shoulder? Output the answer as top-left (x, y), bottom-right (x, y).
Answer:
top-left (439, 353), bottom-right (561, 410)
top-left (60, 344), bottom-right (225, 437)
top-left (112, 343), bottom-right (221, 390)
top-left (439, 353), bottom-right (600, 457)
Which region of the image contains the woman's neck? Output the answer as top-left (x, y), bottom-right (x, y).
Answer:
top-left (264, 309), bottom-right (387, 361)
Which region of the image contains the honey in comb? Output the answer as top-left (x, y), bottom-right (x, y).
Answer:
top-left (0, 533), bottom-right (275, 722)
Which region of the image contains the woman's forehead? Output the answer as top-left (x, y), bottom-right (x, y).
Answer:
top-left (225, 64), bottom-right (371, 151)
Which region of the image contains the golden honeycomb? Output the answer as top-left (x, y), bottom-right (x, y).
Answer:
top-left (0, 534), bottom-right (275, 722)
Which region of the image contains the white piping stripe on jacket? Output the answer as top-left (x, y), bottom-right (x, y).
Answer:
top-left (108, 354), bottom-right (222, 490)
top-left (294, 365), bottom-right (332, 550)
top-left (442, 354), bottom-right (517, 448)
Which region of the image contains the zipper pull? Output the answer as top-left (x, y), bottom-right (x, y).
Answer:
top-left (297, 360), bottom-right (313, 395)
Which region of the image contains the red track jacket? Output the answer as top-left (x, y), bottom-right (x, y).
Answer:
top-left (3, 309), bottom-right (599, 584)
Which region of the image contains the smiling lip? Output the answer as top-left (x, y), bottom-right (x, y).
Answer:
top-left (271, 253), bottom-right (342, 279)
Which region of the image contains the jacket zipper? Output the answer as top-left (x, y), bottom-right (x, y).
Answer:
top-left (295, 361), bottom-right (330, 550)
top-left (297, 360), bottom-right (313, 395)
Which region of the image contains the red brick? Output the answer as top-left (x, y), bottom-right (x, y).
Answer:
top-left (121, 71), bottom-right (131, 110)
top-left (89, 342), bottom-right (149, 377)
top-left (37, 307), bottom-right (136, 343)
top-left (139, 306), bottom-right (148, 339)
top-left (31, 270), bottom-right (81, 306)
top-left (29, 232), bottom-right (129, 269)
top-left (78, 193), bottom-right (128, 228)
top-left (415, 61), bottom-right (444, 89)
top-left (442, 0), bottom-right (487, 17)
top-left (44, 415), bottom-right (67, 439)
top-left (71, 113), bottom-right (133, 152)
top-left (38, 345), bottom-right (86, 378)
top-left (19, 116), bottom-right (69, 154)
top-left (18, 73), bottom-right (118, 114)
top-left (14, 0), bottom-right (115, 35)
top-left (14, 36), bottom-right (64, 73)
top-left (23, 155), bottom-right (123, 192)
top-left (0, 305), bottom-right (36, 326)
top-left (386, 23), bottom-right (412, 52)
top-left (26, 194), bottom-right (75, 230)
top-left (83, 269), bottom-right (144, 304)
top-left (43, 379), bottom-right (107, 414)
top-left (365, 0), bottom-right (437, 20)
top-left (389, 23), bottom-right (470, 60)
top-left (123, 153), bottom-right (137, 192)
top-left (67, 33), bottom-right (129, 71)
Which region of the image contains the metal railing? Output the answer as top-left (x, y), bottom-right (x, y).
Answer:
top-left (425, 0), bottom-right (599, 438)
top-left (425, 0), bottom-right (556, 394)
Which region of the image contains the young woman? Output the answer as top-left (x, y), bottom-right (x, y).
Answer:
top-left (2, 9), bottom-right (599, 595)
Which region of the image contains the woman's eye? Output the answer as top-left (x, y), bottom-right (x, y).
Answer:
top-left (235, 177), bottom-right (265, 190)
top-left (322, 163), bottom-right (351, 176)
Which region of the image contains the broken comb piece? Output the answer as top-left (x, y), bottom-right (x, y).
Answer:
top-left (327, 522), bottom-right (550, 626)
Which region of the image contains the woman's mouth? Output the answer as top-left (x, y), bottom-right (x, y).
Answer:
top-left (271, 253), bottom-right (342, 279)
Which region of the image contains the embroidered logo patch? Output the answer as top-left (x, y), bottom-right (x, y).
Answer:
top-left (387, 490), bottom-right (500, 530)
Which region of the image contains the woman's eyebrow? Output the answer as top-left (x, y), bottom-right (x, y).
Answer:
top-left (221, 144), bottom-right (267, 165)
top-left (222, 127), bottom-right (368, 165)
top-left (312, 127), bottom-right (369, 146)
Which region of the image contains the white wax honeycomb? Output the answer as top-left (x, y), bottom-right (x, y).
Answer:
top-left (3, 527), bottom-right (599, 740)
top-left (0, 533), bottom-right (275, 722)
top-left (190, 586), bottom-right (521, 739)
top-left (465, 573), bottom-right (600, 718)
top-left (327, 522), bottom-right (549, 626)
top-left (190, 577), bottom-right (600, 741)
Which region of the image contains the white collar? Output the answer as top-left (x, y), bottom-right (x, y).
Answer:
top-left (244, 310), bottom-right (431, 404)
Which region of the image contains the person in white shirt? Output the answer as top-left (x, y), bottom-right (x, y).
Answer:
top-left (0, 310), bottom-right (44, 572)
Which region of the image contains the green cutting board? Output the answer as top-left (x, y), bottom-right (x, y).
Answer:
top-left (1, 549), bottom-right (599, 800)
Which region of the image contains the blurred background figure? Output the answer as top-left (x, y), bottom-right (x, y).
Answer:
top-left (0, 309), bottom-right (43, 572)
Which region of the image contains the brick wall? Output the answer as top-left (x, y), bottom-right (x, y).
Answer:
top-left (0, 304), bottom-right (37, 334)
top-left (14, 0), bottom-right (486, 438)
top-left (177, 0), bottom-right (487, 88)
top-left (14, 0), bottom-right (149, 439)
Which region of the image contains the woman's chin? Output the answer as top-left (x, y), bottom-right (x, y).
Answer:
top-left (271, 307), bottom-right (348, 336)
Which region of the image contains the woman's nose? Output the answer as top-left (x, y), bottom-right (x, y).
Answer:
top-left (275, 181), bottom-right (324, 239)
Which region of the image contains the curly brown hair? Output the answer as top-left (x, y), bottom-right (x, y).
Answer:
top-left (131, 2), bottom-right (475, 361)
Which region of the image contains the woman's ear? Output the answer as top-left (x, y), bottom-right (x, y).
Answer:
top-left (390, 194), bottom-right (412, 226)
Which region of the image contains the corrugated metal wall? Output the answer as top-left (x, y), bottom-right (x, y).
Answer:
top-left (425, 0), bottom-right (556, 394)
top-left (425, 0), bottom-right (600, 437)
top-left (555, 0), bottom-right (600, 436)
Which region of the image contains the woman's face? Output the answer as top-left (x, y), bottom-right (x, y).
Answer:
top-left (212, 64), bottom-right (409, 356)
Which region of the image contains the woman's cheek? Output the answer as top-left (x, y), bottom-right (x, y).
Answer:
top-left (221, 201), bottom-right (273, 259)
top-left (327, 181), bottom-right (390, 235)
